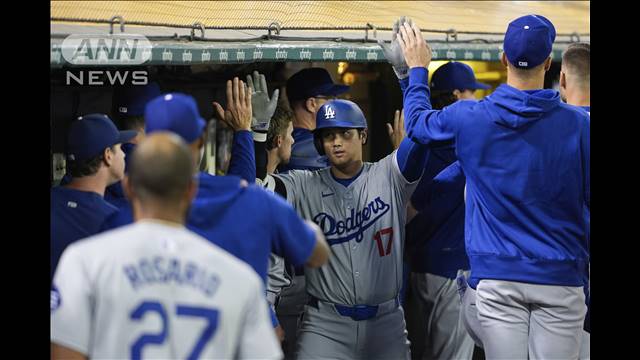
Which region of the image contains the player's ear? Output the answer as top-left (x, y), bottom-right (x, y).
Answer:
top-left (500, 52), bottom-right (508, 68)
top-left (102, 146), bottom-right (113, 166)
top-left (559, 70), bottom-right (567, 90)
top-left (360, 129), bottom-right (368, 145)
top-left (305, 97), bottom-right (317, 113)
top-left (543, 57), bottom-right (552, 71)
top-left (276, 134), bottom-right (283, 148)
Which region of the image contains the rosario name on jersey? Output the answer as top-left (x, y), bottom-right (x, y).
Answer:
top-left (275, 151), bottom-right (418, 305)
top-left (50, 221), bottom-right (282, 360)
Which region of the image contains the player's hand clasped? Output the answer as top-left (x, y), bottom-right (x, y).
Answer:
top-left (213, 77), bottom-right (253, 131)
top-left (397, 18), bottom-right (432, 69)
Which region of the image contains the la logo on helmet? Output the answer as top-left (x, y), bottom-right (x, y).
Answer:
top-left (324, 105), bottom-right (336, 119)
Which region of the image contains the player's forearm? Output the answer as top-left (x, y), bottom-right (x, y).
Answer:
top-left (396, 138), bottom-right (430, 182)
top-left (227, 130), bottom-right (256, 182)
top-left (305, 220), bottom-right (330, 268)
top-left (254, 137), bottom-right (268, 182)
top-left (404, 68), bottom-right (453, 145)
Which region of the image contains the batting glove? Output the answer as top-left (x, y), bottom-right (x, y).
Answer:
top-left (378, 16), bottom-right (412, 79)
top-left (247, 71), bottom-right (280, 133)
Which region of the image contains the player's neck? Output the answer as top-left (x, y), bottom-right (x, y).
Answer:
top-left (266, 150), bottom-right (280, 174)
top-left (566, 89), bottom-right (590, 108)
top-left (133, 205), bottom-right (187, 226)
top-left (292, 110), bottom-right (315, 131)
top-left (507, 76), bottom-right (545, 91)
top-left (331, 160), bottom-right (363, 179)
top-left (65, 172), bottom-right (109, 197)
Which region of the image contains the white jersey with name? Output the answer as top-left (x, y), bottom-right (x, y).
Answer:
top-left (275, 151), bottom-right (418, 305)
top-left (50, 220), bottom-right (282, 360)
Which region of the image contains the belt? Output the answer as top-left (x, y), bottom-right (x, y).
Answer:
top-left (307, 295), bottom-right (399, 321)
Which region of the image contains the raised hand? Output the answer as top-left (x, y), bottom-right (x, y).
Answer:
top-left (378, 17), bottom-right (410, 79)
top-left (386, 109), bottom-right (405, 150)
top-left (213, 77), bottom-right (253, 132)
top-left (247, 71), bottom-right (279, 132)
top-left (397, 18), bottom-right (432, 69)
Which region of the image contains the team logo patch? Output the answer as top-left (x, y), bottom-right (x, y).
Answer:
top-left (324, 105), bottom-right (336, 119)
top-left (51, 285), bottom-right (61, 312)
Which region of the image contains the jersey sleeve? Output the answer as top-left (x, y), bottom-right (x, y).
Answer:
top-left (581, 118), bottom-right (590, 210)
top-left (266, 190), bottom-right (317, 267)
top-left (273, 170), bottom-right (311, 207)
top-left (226, 130), bottom-right (256, 182)
top-left (236, 277), bottom-right (283, 360)
top-left (395, 137), bottom-right (430, 182)
top-left (403, 67), bottom-right (463, 144)
top-left (379, 150), bottom-right (422, 205)
top-left (50, 245), bottom-right (93, 355)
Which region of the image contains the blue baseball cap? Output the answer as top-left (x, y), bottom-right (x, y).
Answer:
top-left (430, 62), bottom-right (490, 92)
top-left (145, 93), bottom-right (206, 143)
top-left (67, 114), bottom-right (137, 162)
top-left (113, 82), bottom-right (162, 117)
top-left (503, 14), bottom-right (556, 69)
top-left (287, 68), bottom-right (350, 103)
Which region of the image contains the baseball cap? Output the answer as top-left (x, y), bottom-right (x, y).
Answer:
top-left (113, 82), bottom-right (162, 117)
top-left (503, 14), bottom-right (556, 69)
top-left (145, 93), bottom-right (206, 143)
top-left (286, 68), bottom-right (350, 103)
top-left (66, 114), bottom-right (137, 162)
top-left (430, 62), bottom-right (490, 92)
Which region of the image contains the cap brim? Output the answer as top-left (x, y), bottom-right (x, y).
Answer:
top-left (118, 130), bottom-right (138, 144)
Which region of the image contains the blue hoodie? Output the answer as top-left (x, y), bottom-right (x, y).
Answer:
top-left (404, 67), bottom-right (590, 288)
top-left (406, 143), bottom-right (469, 278)
top-left (103, 172), bottom-right (317, 283)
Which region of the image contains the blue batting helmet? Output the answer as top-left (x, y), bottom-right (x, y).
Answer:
top-left (313, 99), bottom-right (368, 155)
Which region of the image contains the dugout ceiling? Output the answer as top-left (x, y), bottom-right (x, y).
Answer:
top-left (51, 1), bottom-right (589, 66)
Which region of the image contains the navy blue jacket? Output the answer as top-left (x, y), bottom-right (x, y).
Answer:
top-left (404, 67), bottom-right (590, 288)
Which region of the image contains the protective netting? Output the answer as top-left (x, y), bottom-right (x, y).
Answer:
top-left (51, 1), bottom-right (589, 36)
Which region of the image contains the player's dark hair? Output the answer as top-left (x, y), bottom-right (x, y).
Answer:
top-left (128, 134), bottom-right (195, 204)
top-left (266, 105), bottom-right (294, 151)
top-left (66, 145), bottom-right (116, 178)
top-left (562, 43), bottom-right (590, 85)
top-left (430, 90), bottom-right (459, 110)
top-left (119, 115), bottom-right (145, 132)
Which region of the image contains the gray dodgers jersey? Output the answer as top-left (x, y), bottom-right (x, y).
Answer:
top-left (51, 221), bottom-right (282, 359)
top-left (275, 151), bottom-right (418, 305)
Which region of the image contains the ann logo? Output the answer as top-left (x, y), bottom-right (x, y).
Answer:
top-left (324, 105), bottom-right (336, 120)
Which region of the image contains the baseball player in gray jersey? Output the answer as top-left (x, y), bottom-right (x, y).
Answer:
top-left (250, 98), bottom-right (431, 359)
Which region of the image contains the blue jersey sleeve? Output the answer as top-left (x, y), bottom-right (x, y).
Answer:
top-left (581, 121), bottom-right (590, 210)
top-left (403, 67), bottom-right (462, 144)
top-left (399, 77), bottom-right (409, 94)
top-left (267, 192), bottom-right (316, 266)
top-left (395, 138), bottom-right (430, 182)
top-left (227, 130), bottom-right (256, 182)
